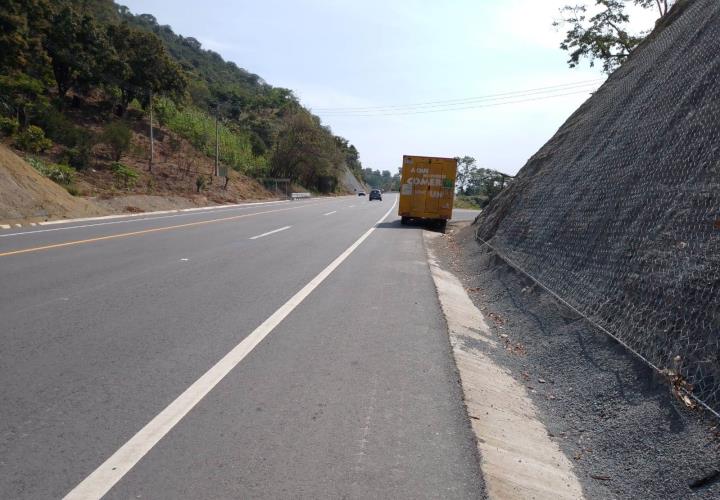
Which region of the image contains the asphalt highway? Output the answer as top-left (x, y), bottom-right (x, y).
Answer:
top-left (0, 194), bottom-right (484, 499)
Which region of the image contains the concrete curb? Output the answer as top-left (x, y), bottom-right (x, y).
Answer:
top-left (0, 199), bottom-right (290, 230)
top-left (423, 230), bottom-right (585, 500)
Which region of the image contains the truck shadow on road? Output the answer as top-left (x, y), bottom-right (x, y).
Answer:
top-left (377, 219), bottom-right (446, 233)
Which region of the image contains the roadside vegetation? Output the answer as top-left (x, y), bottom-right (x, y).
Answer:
top-left (360, 168), bottom-right (401, 192)
top-left (455, 156), bottom-right (513, 209)
top-left (554, 0), bottom-right (676, 72)
top-left (0, 0), bottom-right (364, 199)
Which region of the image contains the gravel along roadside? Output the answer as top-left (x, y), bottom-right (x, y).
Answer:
top-left (426, 221), bottom-right (720, 500)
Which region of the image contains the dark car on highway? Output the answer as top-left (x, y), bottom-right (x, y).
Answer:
top-left (369, 189), bottom-right (382, 201)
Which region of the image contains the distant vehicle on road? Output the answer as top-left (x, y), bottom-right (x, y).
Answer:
top-left (369, 189), bottom-right (382, 201)
top-left (358, 191), bottom-right (366, 196)
top-left (398, 155), bottom-right (457, 231)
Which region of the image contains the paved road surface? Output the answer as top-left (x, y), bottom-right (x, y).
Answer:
top-left (0, 195), bottom-right (484, 499)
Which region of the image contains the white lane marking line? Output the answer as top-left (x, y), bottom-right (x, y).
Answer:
top-left (349, 205), bottom-right (356, 208)
top-left (323, 211), bottom-right (337, 216)
top-left (0, 202), bottom-right (292, 238)
top-left (249, 225), bottom-right (291, 240)
top-left (63, 199), bottom-right (397, 500)
top-left (180, 258), bottom-right (189, 262)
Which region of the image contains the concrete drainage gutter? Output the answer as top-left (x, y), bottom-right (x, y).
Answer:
top-left (424, 230), bottom-right (585, 500)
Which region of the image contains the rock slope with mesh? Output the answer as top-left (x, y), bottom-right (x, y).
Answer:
top-left (474, 0), bottom-right (720, 415)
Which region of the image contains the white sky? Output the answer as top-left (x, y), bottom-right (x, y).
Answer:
top-left (121, 0), bottom-right (660, 175)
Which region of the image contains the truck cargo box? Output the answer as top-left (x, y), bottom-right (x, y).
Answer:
top-left (398, 155), bottom-right (457, 229)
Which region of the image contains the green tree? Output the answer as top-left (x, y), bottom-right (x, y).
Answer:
top-left (101, 121), bottom-right (132, 161)
top-left (554, 0), bottom-right (675, 73)
top-left (43, 5), bottom-right (108, 101)
top-left (465, 168), bottom-right (513, 205)
top-left (334, 136), bottom-right (362, 175)
top-left (0, 0), bottom-right (51, 76)
top-left (106, 23), bottom-right (187, 115)
top-left (455, 156), bottom-right (477, 195)
top-left (0, 73), bottom-right (48, 126)
top-left (111, 162), bottom-right (138, 188)
top-left (270, 111), bottom-right (343, 191)
top-left (15, 125), bottom-right (52, 153)
top-left (360, 168), bottom-right (399, 191)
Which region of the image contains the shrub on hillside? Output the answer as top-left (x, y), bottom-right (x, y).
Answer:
top-left (155, 97), bottom-right (255, 172)
top-left (101, 121), bottom-right (132, 161)
top-left (28, 157), bottom-right (76, 185)
top-left (0, 116), bottom-right (19, 136)
top-left (37, 108), bottom-right (90, 148)
top-left (62, 140), bottom-right (94, 169)
top-left (111, 162), bottom-right (138, 188)
top-left (195, 175), bottom-right (207, 192)
top-left (15, 125), bottom-right (53, 153)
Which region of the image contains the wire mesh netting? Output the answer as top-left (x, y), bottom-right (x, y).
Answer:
top-left (474, 0), bottom-right (720, 416)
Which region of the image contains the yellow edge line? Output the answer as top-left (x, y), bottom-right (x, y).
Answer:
top-left (0, 203), bottom-right (319, 258)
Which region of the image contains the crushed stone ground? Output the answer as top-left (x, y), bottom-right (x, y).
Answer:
top-left (428, 221), bottom-right (720, 500)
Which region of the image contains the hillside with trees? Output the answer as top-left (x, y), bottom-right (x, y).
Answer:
top-left (360, 168), bottom-right (401, 192)
top-left (454, 156), bottom-right (513, 209)
top-left (0, 0), bottom-right (365, 219)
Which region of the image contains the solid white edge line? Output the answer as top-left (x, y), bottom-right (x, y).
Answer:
top-left (323, 211), bottom-right (337, 216)
top-left (37, 200), bottom-right (289, 226)
top-left (0, 201), bottom-right (293, 238)
top-left (248, 225), bottom-right (292, 240)
top-left (63, 198), bottom-right (398, 500)
top-left (1, 213), bottom-right (217, 238)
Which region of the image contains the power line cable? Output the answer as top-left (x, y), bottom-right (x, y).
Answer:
top-left (316, 88), bottom-right (596, 117)
top-left (316, 82), bottom-right (600, 115)
top-left (311, 79), bottom-right (604, 113)
top-left (318, 85), bottom-right (598, 115)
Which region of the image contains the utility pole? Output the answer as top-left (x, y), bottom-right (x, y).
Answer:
top-left (148, 90), bottom-right (154, 172)
top-left (215, 107), bottom-right (219, 177)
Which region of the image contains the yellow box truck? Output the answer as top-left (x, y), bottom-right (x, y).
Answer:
top-left (398, 155), bottom-right (457, 230)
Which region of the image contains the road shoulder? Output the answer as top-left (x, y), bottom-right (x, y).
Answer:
top-left (426, 221), bottom-right (720, 500)
top-left (423, 228), bottom-right (585, 500)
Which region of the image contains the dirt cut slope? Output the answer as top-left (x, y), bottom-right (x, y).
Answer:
top-left (0, 145), bottom-right (107, 223)
top-left (474, 0), bottom-right (720, 416)
top-left (340, 165), bottom-right (367, 193)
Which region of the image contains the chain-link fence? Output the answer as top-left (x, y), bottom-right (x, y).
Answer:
top-left (475, 0), bottom-right (720, 417)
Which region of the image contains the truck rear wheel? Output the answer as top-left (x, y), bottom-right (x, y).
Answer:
top-left (401, 216), bottom-right (409, 225)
